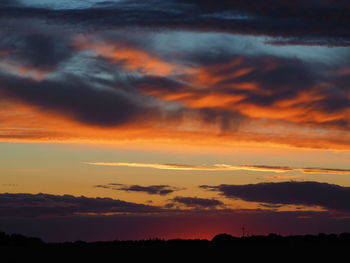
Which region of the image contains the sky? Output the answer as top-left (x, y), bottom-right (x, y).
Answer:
top-left (0, 0), bottom-right (350, 242)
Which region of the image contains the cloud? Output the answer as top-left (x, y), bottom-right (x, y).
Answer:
top-left (201, 181), bottom-right (350, 212)
top-left (218, 165), bottom-right (350, 175)
top-left (85, 162), bottom-right (220, 171)
top-left (128, 51), bottom-right (350, 132)
top-left (171, 196), bottom-right (224, 208)
top-left (85, 162), bottom-right (350, 175)
top-left (1, 0), bottom-right (350, 46)
top-left (154, 54), bottom-right (350, 130)
top-left (0, 0), bottom-right (20, 7)
top-left (0, 73), bottom-right (160, 127)
top-left (94, 183), bottom-right (182, 195)
top-left (0, 32), bottom-right (74, 71)
top-left (0, 193), bottom-right (164, 217)
top-left (73, 36), bottom-right (178, 77)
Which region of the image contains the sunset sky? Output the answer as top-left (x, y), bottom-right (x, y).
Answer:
top-left (1, 0), bottom-right (350, 242)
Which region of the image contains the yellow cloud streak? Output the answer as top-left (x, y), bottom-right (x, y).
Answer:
top-left (84, 162), bottom-right (350, 174)
top-left (84, 162), bottom-right (223, 171)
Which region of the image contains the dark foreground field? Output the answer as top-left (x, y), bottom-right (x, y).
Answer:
top-left (1, 232), bottom-right (350, 259)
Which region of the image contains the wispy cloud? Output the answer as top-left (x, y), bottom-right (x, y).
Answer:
top-left (84, 162), bottom-right (350, 175)
top-left (85, 162), bottom-right (223, 171)
top-left (94, 183), bottom-right (182, 196)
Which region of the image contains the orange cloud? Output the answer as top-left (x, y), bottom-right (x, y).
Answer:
top-left (139, 56), bottom-right (350, 132)
top-left (84, 162), bottom-right (228, 171)
top-left (1, 101), bottom-right (350, 151)
top-left (72, 38), bottom-right (350, 135)
top-left (192, 57), bottom-right (244, 86)
top-left (1, 50), bottom-right (350, 151)
top-left (231, 90), bottom-right (349, 127)
top-left (73, 37), bottom-right (181, 76)
top-left (84, 162), bottom-right (350, 174)
top-left (180, 93), bottom-right (246, 109)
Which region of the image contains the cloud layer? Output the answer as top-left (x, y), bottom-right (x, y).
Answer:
top-left (0, 0), bottom-right (349, 150)
top-left (0, 193), bottom-right (163, 217)
top-left (2, 0), bottom-right (350, 45)
top-left (201, 181), bottom-right (350, 212)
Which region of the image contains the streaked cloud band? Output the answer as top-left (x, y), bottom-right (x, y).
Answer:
top-left (84, 162), bottom-right (350, 174)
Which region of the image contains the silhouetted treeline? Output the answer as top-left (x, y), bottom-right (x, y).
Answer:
top-left (1, 231), bottom-right (350, 259)
top-left (2, 231), bottom-right (350, 247)
top-left (0, 232), bottom-right (44, 247)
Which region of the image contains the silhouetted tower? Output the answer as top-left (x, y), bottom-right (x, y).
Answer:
top-left (241, 225), bottom-right (245, 237)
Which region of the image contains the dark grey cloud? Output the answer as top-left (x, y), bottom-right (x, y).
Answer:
top-left (176, 0), bottom-right (350, 45)
top-left (0, 0), bottom-right (20, 7)
top-left (95, 183), bottom-right (182, 195)
top-left (233, 58), bottom-right (316, 105)
top-left (201, 181), bottom-right (350, 212)
top-left (0, 193), bottom-right (163, 217)
top-left (171, 196), bottom-right (224, 208)
top-left (118, 185), bottom-right (180, 195)
top-left (0, 65), bottom-right (248, 130)
top-left (0, 32), bottom-right (74, 71)
top-left (0, 73), bottom-right (159, 127)
top-left (1, 0), bottom-right (350, 46)
top-left (176, 0), bottom-right (350, 15)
